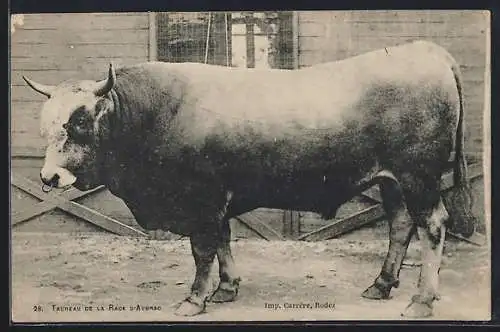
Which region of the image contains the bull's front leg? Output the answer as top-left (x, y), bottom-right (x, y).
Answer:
top-left (176, 191), bottom-right (238, 315)
top-left (175, 233), bottom-right (217, 316)
top-left (210, 217), bottom-right (241, 303)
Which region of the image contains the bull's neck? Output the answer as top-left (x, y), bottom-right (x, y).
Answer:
top-left (98, 87), bottom-right (156, 166)
top-left (96, 89), bottom-right (134, 194)
top-left (103, 88), bottom-right (145, 150)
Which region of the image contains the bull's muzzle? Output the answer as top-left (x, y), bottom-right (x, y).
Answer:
top-left (40, 165), bottom-right (77, 190)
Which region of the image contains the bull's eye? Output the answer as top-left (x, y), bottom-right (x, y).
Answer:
top-left (66, 107), bottom-right (95, 144)
top-left (70, 117), bottom-right (90, 132)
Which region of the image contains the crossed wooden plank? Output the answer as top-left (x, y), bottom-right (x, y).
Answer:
top-left (234, 214), bottom-right (285, 241)
top-left (10, 171), bottom-right (279, 240)
top-left (298, 163), bottom-right (485, 245)
top-left (10, 162), bottom-right (485, 243)
top-left (11, 173), bottom-right (147, 237)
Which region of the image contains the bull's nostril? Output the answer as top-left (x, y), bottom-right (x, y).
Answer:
top-left (40, 172), bottom-right (50, 186)
top-left (50, 173), bottom-right (60, 187)
top-left (40, 172), bottom-right (60, 187)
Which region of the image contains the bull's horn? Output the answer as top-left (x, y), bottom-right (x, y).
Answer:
top-left (94, 63), bottom-right (116, 96)
top-left (22, 76), bottom-right (54, 98)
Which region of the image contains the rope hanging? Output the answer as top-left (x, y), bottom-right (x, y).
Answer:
top-left (204, 12), bottom-right (231, 67)
top-left (204, 13), bottom-right (212, 64)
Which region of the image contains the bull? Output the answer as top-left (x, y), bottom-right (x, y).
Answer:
top-left (23, 40), bottom-right (476, 318)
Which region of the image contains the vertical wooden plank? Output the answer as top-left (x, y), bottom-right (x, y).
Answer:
top-left (282, 210), bottom-right (301, 239)
top-left (298, 205), bottom-right (385, 242)
top-left (283, 210), bottom-right (292, 238)
top-left (483, 11), bottom-right (491, 243)
top-left (148, 12), bottom-right (157, 61)
top-left (245, 13), bottom-right (255, 68)
top-left (292, 11), bottom-right (299, 69)
top-left (212, 13), bottom-right (229, 66)
top-left (225, 13), bottom-right (232, 67)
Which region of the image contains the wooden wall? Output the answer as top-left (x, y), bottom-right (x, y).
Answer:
top-left (156, 12), bottom-right (231, 66)
top-left (11, 13), bottom-right (152, 157)
top-left (296, 10), bottom-right (489, 155)
top-left (11, 12), bottom-right (487, 239)
top-left (10, 13), bottom-right (287, 239)
top-left (11, 13), bottom-right (152, 234)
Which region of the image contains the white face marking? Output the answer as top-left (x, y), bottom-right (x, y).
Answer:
top-left (38, 82), bottom-right (102, 188)
top-left (40, 91), bottom-right (99, 140)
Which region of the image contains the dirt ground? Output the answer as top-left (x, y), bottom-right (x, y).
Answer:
top-left (11, 223), bottom-right (490, 323)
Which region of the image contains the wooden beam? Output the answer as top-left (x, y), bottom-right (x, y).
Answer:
top-left (291, 11), bottom-right (299, 69)
top-left (360, 186), bottom-right (382, 204)
top-left (60, 201), bottom-right (147, 237)
top-left (11, 185), bottom-right (105, 226)
top-left (148, 12), bottom-right (157, 61)
top-left (282, 210), bottom-right (301, 239)
top-left (359, 163), bottom-right (483, 205)
top-left (231, 17), bottom-right (279, 25)
top-left (245, 13), bottom-right (255, 68)
top-left (234, 214), bottom-right (284, 241)
top-left (297, 163), bottom-right (484, 242)
top-left (225, 13), bottom-right (232, 67)
top-left (446, 230), bottom-right (487, 246)
top-left (11, 174), bottom-right (147, 237)
top-left (231, 33), bottom-right (269, 37)
top-left (440, 163), bottom-right (483, 191)
top-left (298, 205), bottom-right (385, 241)
top-left (10, 146), bottom-right (45, 158)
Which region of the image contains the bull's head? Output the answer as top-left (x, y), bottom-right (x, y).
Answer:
top-left (23, 64), bottom-right (116, 191)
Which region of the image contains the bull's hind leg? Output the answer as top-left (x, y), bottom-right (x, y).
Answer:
top-left (399, 172), bottom-right (447, 318)
top-left (209, 217), bottom-right (241, 303)
top-left (404, 215), bottom-right (446, 317)
top-left (362, 177), bottom-right (415, 300)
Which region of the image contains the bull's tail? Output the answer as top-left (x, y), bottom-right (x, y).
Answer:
top-left (446, 58), bottom-right (477, 238)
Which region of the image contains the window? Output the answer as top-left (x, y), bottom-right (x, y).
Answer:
top-left (156, 12), bottom-right (295, 69)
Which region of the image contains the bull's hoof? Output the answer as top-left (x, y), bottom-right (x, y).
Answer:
top-left (401, 296), bottom-right (434, 318)
top-left (174, 298), bottom-right (206, 316)
top-left (361, 283), bottom-right (391, 300)
top-left (210, 285), bottom-right (238, 303)
top-left (461, 219), bottom-right (477, 238)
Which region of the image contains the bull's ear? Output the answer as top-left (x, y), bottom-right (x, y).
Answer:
top-left (22, 76), bottom-right (54, 98)
top-left (94, 63), bottom-right (116, 97)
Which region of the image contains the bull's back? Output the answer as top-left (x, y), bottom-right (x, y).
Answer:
top-left (144, 41), bottom-right (456, 144)
top-left (121, 41), bottom-right (458, 164)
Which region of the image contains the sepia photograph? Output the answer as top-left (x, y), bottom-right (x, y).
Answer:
top-left (10, 10), bottom-right (490, 322)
